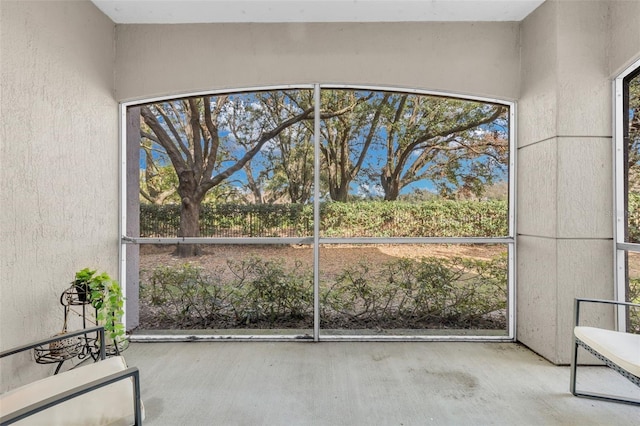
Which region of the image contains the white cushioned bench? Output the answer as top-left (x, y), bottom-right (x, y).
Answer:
top-left (0, 327), bottom-right (144, 425)
top-left (570, 298), bottom-right (640, 406)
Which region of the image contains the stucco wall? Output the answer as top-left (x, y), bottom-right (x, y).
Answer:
top-left (517, 0), bottom-right (639, 364)
top-left (115, 22), bottom-right (521, 102)
top-left (608, 0), bottom-right (640, 76)
top-left (0, 0), bottom-right (116, 390)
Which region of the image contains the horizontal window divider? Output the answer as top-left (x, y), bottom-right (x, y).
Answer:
top-left (129, 330), bottom-right (313, 343)
top-left (130, 333), bottom-right (513, 343)
top-left (616, 242), bottom-right (640, 251)
top-left (318, 335), bottom-right (514, 342)
top-left (319, 237), bottom-right (513, 245)
top-left (130, 334), bottom-right (314, 343)
top-left (123, 236), bottom-right (513, 245)
top-left (122, 236), bottom-right (314, 245)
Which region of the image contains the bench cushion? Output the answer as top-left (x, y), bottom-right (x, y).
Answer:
top-left (574, 326), bottom-right (640, 378)
top-left (0, 356), bottom-right (143, 425)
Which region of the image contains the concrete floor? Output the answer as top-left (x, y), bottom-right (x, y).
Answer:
top-left (124, 341), bottom-right (639, 425)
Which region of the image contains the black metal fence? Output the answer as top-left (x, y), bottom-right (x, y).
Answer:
top-left (139, 200), bottom-right (509, 238)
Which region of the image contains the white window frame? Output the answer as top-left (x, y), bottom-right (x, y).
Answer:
top-left (614, 58), bottom-right (640, 330)
top-left (119, 85), bottom-right (517, 342)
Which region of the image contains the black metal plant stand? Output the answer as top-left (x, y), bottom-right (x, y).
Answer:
top-left (33, 286), bottom-right (122, 374)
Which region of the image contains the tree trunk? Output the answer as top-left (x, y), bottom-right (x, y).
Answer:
top-left (175, 170), bottom-right (202, 257)
top-left (381, 168), bottom-right (400, 201)
top-left (334, 184), bottom-right (350, 202)
top-left (383, 185), bottom-right (400, 201)
top-left (328, 177), bottom-right (350, 202)
top-left (176, 200), bottom-right (201, 257)
top-left (244, 163), bottom-right (263, 203)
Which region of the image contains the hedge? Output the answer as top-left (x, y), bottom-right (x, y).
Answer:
top-left (140, 254), bottom-right (508, 330)
top-left (140, 200), bottom-right (508, 238)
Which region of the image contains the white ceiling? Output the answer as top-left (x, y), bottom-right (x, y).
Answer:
top-left (91, 0), bottom-right (546, 24)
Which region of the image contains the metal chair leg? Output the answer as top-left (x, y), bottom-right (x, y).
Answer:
top-left (570, 336), bottom-right (579, 396)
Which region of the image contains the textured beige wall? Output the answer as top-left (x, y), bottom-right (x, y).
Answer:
top-left (0, 1), bottom-right (116, 390)
top-left (518, 0), bottom-right (558, 149)
top-left (516, 0), bottom-right (635, 364)
top-left (608, 0), bottom-right (640, 76)
top-left (115, 22), bottom-right (520, 102)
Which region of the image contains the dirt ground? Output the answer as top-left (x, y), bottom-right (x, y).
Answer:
top-left (139, 243), bottom-right (506, 279)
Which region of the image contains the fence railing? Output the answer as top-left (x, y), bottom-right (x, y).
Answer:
top-left (139, 200), bottom-right (509, 238)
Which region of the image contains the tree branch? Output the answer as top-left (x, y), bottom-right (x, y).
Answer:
top-left (140, 106), bottom-right (188, 174)
top-left (152, 104), bottom-right (192, 167)
top-left (201, 106), bottom-right (315, 196)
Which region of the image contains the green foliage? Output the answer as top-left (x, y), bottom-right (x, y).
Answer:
top-left (139, 204), bottom-right (181, 237)
top-left (320, 200), bottom-right (507, 237)
top-left (141, 260), bottom-right (313, 327)
top-left (140, 253), bottom-right (507, 330)
top-left (142, 263), bottom-right (228, 327)
top-left (227, 257), bottom-right (313, 325)
top-left (627, 74), bottom-right (640, 193)
top-left (629, 278), bottom-right (640, 333)
top-left (140, 199), bottom-right (507, 238)
top-left (321, 254), bottom-right (507, 328)
top-left (628, 192), bottom-right (640, 243)
top-left (74, 268), bottom-right (126, 347)
top-left (74, 267), bottom-right (96, 283)
top-left (139, 163), bottom-right (179, 204)
top-left (630, 278), bottom-right (640, 304)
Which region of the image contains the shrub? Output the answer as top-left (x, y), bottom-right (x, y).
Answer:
top-left (140, 254), bottom-right (507, 330)
top-left (226, 257), bottom-right (314, 325)
top-left (321, 254), bottom-right (507, 329)
top-left (141, 263), bottom-right (228, 328)
top-left (320, 200), bottom-right (507, 238)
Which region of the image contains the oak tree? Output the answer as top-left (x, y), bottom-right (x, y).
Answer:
top-left (140, 93), bottom-right (314, 256)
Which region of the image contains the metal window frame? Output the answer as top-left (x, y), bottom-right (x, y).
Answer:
top-left (614, 59), bottom-right (640, 334)
top-left (614, 60), bottom-right (640, 330)
top-left (120, 85), bottom-right (517, 342)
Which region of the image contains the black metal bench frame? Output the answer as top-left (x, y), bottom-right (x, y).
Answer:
top-left (0, 326), bottom-right (143, 425)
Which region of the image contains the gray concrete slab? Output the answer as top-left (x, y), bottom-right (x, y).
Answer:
top-left (124, 342), bottom-right (639, 425)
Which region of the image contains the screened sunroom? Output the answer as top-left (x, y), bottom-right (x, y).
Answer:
top-left (1, 0), bottom-right (639, 424)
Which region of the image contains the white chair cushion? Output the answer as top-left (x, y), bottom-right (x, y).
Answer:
top-left (574, 326), bottom-right (640, 378)
top-left (0, 356), bottom-right (144, 425)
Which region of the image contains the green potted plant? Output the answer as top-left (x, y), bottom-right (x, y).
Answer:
top-left (73, 267), bottom-right (96, 302)
top-left (74, 268), bottom-right (127, 353)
